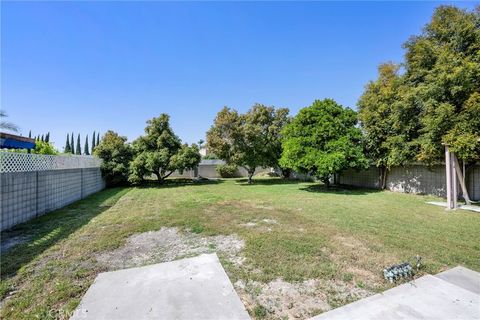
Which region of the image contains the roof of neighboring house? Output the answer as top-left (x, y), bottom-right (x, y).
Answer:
top-left (0, 132), bottom-right (36, 150)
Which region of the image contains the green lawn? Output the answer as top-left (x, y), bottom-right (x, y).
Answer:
top-left (1, 178), bottom-right (479, 319)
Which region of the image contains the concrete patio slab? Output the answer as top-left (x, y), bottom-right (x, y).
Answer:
top-left (310, 274), bottom-right (480, 320)
top-left (70, 253), bottom-right (250, 320)
top-left (435, 266), bottom-right (480, 295)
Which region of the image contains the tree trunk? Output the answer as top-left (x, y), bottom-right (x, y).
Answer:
top-left (380, 166), bottom-right (388, 190)
top-left (322, 176), bottom-right (330, 188)
top-left (154, 172), bottom-right (164, 184)
top-left (281, 168), bottom-right (292, 179)
top-left (247, 168), bottom-right (255, 184)
top-left (163, 171), bottom-right (174, 180)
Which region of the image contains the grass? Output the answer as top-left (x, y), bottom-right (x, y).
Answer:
top-left (1, 178), bottom-right (479, 319)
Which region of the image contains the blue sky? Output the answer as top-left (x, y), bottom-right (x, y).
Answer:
top-left (1, 1), bottom-right (476, 150)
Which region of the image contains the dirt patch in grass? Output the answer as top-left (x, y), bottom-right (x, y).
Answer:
top-left (328, 233), bottom-right (398, 287)
top-left (96, 227), bottom-right (245, 270)
top-left (240, 219), bottom-right (278, 232)
top-left (235, 277), bottom-right (372, 319)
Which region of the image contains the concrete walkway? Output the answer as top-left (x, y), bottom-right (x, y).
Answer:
top-left (70, 253), bottom-right (250, 320)
top-left (310, 266), bottom-right (480, 320)
top-left (72, 255), bottom-right (479, 320)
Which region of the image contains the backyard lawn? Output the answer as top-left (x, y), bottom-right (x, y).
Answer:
top-left (1, 178), bottom-right (479, 319)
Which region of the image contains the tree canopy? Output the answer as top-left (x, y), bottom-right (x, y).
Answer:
top-left (280, 99), bottom-right (368, 186)
top-left (33, 141), bottom-right (58, 155)
top-left (357, 63), bottom-right (421, 187)
top-left (358, 5), bottom-right (479, 166)
top-left (129, 114), bottom-right (201, 184)
top-left (206, 104), bottom-right (289, 183)
top-left (94, 130), bottom-right (133, 186)
top-left (408, 6), bottom-right (480, 163)
top-left (64, 133), bottom-right (71, 153)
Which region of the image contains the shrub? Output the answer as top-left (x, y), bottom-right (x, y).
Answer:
top-left (216, 164), bottom-right (238, 178)
top-left (33, 141), bottom-right (58, 155)
top-left (94, 130), bottom-right (133, 186)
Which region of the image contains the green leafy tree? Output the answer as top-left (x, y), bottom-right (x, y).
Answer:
top-left (403, 6), bottom-right (480, 163)
top-left (280, 99), bottom-right (368, 187)
top-left (76, 134), bottom-right (81, 155)
top-left (84, 135), bottom-right (90, 155)
top-left (71, 133), bottom-right (75, 154)
top-left (92, 131), bottom-right (96, 152)
top-left (358, 63), bottom-right (421, 188)
top-left (65, 133), bottom-right (71, 153)
top-left (443, 92), bottom-right (480, 161)
top-left (206, 104), bottom-right (290, 183)
top-left (33, 141), bottom-right (58, 155)
top-left (129, 114), bottom-right (201, 184)
top-left (94, 130), bottom-right (133, 186)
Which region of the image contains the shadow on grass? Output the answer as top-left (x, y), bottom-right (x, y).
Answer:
top-left (137, 178), bottom-right (225, 189)
top-left (300, 184), bottom-right (381, 195)
top-left (235, 178), bottom-right (306, 186)
top-left (0, 187), bottom-right (130, 279)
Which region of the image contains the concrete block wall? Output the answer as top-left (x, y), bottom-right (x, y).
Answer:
top-left (467, 166), bottom-right (479, 201)
top-left (82, 168), bottom-right (105, 197)
top-left (339, 164), bottom-right (480, 201)
top-left (37, 169), bottom-right (83, 215)
top-left (0, 172), bottom-right (37, 230)
top-left (387, 165), bottom-right (446, 197)
top-left (338, 167), bottom-right (381, 189)
top-left (0, 168), bottom-right (105, 231)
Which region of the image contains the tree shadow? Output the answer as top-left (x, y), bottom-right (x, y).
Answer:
top-left (137, 178), bottom-right (225, 189)
top-left (0, 187), bottom-right (130, 279)
top-left (300, 184), bottom-right (382, 195)
top-left (235, 178), bottom-right (307, 186)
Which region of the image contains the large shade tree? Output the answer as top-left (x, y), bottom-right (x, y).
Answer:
top-left (403, 5), bottom-right (480, 163)
top-left (129, 114), bottom-right (201, 184)
top-left (357, 63), bottom-right (421, 188)
top-left (280, 99), bottom-right (368, 187)
top-left (206, 104), bottom-right (290, 183)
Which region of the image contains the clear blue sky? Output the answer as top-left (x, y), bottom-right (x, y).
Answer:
top-left (1, 1), bottom-right (476, 150)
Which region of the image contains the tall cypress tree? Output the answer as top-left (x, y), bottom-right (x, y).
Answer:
top-left (76, 134), bottom-right (81, 155)
top-left (91, 131), bottom-right (96, 153)
top-left (71, 132), bottom-right (75, 154)
top-left (41, 134), bottom-right (44, 142)
top-left (65, 133), bottom-right (71, 153)
top-left (84, 135), bottom-right (90, 155)
top-left (45, 132), bottom-right (50, 143)
top-left (28, 130), bottom-right (32, 138)
top-left (96, 133), bottom-right (100, 146)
